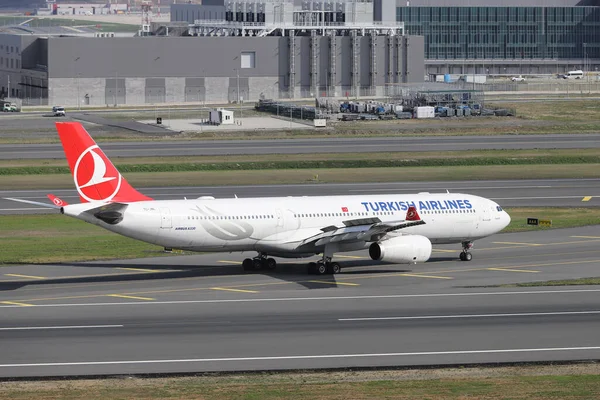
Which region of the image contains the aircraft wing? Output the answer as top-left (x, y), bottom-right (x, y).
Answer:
top-left (298, 206), bottom-right (425, 247)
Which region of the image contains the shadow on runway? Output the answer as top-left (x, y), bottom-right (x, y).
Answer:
top-left (0, 257), bottom-right (455, 292)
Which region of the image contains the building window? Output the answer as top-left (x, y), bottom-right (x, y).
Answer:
top-left (240, 52), bottom-right (255, 69)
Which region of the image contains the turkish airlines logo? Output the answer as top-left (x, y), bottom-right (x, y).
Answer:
top-left (73, 145), bottom-right (122, 202)
top-left (341, 207), bottom-right (348, 212)
top-left (52, 197), bottom-right (64, 206)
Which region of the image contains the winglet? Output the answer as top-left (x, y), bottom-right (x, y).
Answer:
top-left (47, 194), bottom-right (68, 207)
top-left (55, 122), bottom-right (152, 203)
top-left (405, 206), bottom-right (421, 221)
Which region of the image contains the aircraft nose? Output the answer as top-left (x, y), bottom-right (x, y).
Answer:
top-left (503, 211), bottom-right (511, 229)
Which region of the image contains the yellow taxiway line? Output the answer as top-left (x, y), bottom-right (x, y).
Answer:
top-left (488, 267), bottom-right (539, 273)
top-left (211, 287), bottom-right (259, 294)
top-left (1, 301), bottom-right (34, 307)
top-left (114, 267), bottom-right (161, 273)
top-left (308, 280), bottom-right (360, 286)
top-left (398, 273), bottom-right (454, 280)
top-left (582, 196), bottom-right (593, 202)
top-left (493, 241), bottom-right (543, 247)
top-left (4, 274), bottom-right (46, 280)
top-left (107, 294), bottom-right (155, 301)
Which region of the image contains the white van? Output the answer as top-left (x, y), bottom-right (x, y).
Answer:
top-left (565, 70), bottom-right (584, 79)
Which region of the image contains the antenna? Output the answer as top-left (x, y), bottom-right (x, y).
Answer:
top-left (141, 1), bottom-right (152, 36)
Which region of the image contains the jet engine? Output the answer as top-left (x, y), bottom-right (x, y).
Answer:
top-left (369, 235), bottom-right (432, 264)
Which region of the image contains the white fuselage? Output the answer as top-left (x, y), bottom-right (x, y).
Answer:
top-left (65, 193), bottom-right (510, 258)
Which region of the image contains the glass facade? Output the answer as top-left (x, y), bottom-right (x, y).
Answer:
top-left (397, 6), bottom-right (600, 60)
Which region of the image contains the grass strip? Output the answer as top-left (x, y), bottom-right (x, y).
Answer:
top-left (4, 148), bottom-right (600, 168)
top-left (2, 207), bottom-right (599, 265)
top-left (1, 368), bottom-right (600, 399)
top-left (4, 156), bottom-right (600, 176)
top-left (2, 164), bottom-right (600, 190)
top-left (506, 277), bottom-right (600, 287)
top-left (503, 207), bottom-right (600, 232)
top-left (0, 215), bottom-right (165, 264)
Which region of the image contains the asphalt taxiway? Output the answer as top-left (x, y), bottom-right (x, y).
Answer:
top-left (3, 134), bottom-right (600, 159)
top-left (1, 178), bottom-right (598, 214)
top-left (1, 226), bottom-right (600, 378)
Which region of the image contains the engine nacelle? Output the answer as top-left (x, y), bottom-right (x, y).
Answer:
top-left (369, 235), bottom-right (432, 264)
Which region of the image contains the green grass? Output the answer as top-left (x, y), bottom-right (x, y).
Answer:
top-left (2, 164), bottom-right (600, 191)
top-left (2, 370), bottom-right (600, 399)
top-left (487, 100), bottom-right (600, 122)
top-left (503, 207), bottom-right (600, 232)
top-left (3, 148), bottom-right (600, 168)
top-left (508, 277), bottom-right (600, 287)
top-left (1, 207), bottom-right (599, 264)
top-left (4, 153), bottom-right (600, 176)
top-left (0, 215), bottom-right (165, 264)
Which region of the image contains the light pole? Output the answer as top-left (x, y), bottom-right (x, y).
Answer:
top-left (75, 57), bottom-right (80, 109)
top-left (234, 67), bottom-right (242, 120)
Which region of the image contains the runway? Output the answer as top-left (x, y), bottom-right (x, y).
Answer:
top-left (1, 225), bottom-right (600, 377)
top-left (1, 178), bottom-right (598, 214)
top-left (3, 134), bottom-right (600, 159)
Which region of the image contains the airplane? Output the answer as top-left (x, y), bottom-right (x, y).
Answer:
top-left (6, 122), bottom-right (511, 275)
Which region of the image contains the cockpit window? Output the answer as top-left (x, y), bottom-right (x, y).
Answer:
top-left (496, 206), bottom-right (503, 211)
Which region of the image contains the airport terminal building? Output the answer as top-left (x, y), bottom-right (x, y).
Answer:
top-left (397, 0), bottom-right (600, 75)
top-left (0, 0), bottom-right (423, 107)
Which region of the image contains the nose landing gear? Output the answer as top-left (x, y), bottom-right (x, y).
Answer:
top-left (459, 241), bottom-right (473, 261)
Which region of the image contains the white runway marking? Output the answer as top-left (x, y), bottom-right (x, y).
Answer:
top-left (0, 325), bottom-right (123, 331)
top-left (339, 310), bottom-right (600, 322)
top-left (2, 346), bottom-right (600, 368)
top-left (1, 289), bottom-right (600, 308)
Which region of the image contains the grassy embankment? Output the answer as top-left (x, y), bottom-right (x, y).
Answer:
top-left (2, 366), bottom-right (600, 400)
top-left (1, 207), bottom-right (598, 264)
top-left (2, 149), bottom-right (600, 189)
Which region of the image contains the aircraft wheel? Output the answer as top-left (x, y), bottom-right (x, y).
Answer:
top-left (252, 259), bottom-right (263, 270)
top-left (459, 252), bottom-right (465, 261)
top-left (464, 252), bottom-right (473, 261)
top-left (242, 258), bottom-right (254, 271)
top-left (330, 262), bottom-right (341, 274)
top-left (266, 258), bottom-right (277, 270)
top-left (316, 263), bottom-right (329, 275)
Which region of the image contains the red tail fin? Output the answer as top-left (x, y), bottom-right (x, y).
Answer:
top-left (56, 122), bottom-right (152, 203)
top-left (405, 206), bottom-right (421, 221)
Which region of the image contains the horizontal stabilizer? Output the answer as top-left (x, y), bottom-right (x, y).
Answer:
top-left (3, 197), bottom-right (61, 210)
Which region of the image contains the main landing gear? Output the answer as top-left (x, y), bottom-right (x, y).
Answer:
top-left (307, 255), bottom-right (341, 275)
top-left (459, 241), bottom-right (473, 261)
top-left (242, 253), bottom-right (277, 272)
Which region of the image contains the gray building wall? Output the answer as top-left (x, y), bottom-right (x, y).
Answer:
top-left (3, 32), bottom-right (425, 106)
top-left (46, 37), bottom-right (281, 79)
top-left (396, 0), bottom-right (592, 5)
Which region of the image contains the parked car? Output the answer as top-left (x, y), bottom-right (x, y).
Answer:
top-left (2, 103), bottom-right (17, 112)
top-left (511, 75), bottom-right (526, 82)
top-left (53, 106), bottom-right (66, 117)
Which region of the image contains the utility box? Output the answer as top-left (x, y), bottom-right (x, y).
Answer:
top-left (209, 108), bottom-right (234, 125)
top-left (414, 106), bottom-right (435, 119)
top-left (313, 119), bottom-right (327, 128)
